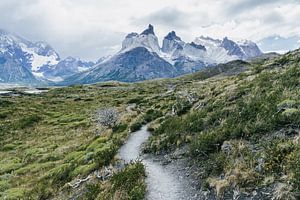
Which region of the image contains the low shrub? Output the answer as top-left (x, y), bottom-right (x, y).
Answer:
top-left (111, 162), bottom-right (146, 199)
top-left (85, 183), bottom-right (102, 200)
top-left (130, 121), bottom-right (144, 132)
top-left (190, 130), bottom-right (226, 157)
top-left (143, 109), bottom-right (163, 122)
top-left (15, 114), bottom-right (42, 129)
top-left (112, 123), bottom-right (128, 133)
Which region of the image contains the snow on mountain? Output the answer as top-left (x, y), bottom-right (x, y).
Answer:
top-left (60, 24), bottom-right (263, 85)
top-left (120, 24), bottom-right (161, 55)
top-left (194, 36), bottom-right (237, 64)
top-left (61, 47), bottom-right (177, 85)
top-left (0, 25), bottom-right (263, 85)
top-left (162, 31), bottom-right (207, 73)
top-left (0, 29), bottom-right (61, 84)
top-left (193, 36), bottom-right (262, 64)
top-left (0, 29), bottom-right (96, 84)
top-left (19, 43), bottom-right (59, 71)
top-left (237, 40), bottom-right (263, 59)
top-left (0, 29), bottom-right (60, 73)
top-left (42, 56), bottom-right (94, 80)
top-left (162, 32), bottom-right (208, 61)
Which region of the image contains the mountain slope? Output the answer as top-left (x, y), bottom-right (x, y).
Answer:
top-left (62, 47), bottom-right (177, 85)
top-left (0, 29), bottom-right (60, 74)
top-left (0, 29), bottom-right (60, 84)
top-left (1, 49), bottom-right (299, 200)
top-left (0, 26), bottom-right (263, 85)
top-left (60, 25), bottom-right (263, 85)
top-left (0, 54), bottom-right (39, 84)
top-left (41, 56), bottom-right (95, 81)
top-left (145, 48), bottom-right (300, 199)
top-left (0, 29), bottom-right (95, 84)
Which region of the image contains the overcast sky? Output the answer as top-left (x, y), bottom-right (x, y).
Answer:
top-left (1, 0), bottom-right (300, 61)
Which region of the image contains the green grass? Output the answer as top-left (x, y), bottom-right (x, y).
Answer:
top-left (1, 49), bottom-right (300, 199)
top-left (144, 50), bottom-right (300, 198)
top-left (0, 82), bottom-right (173, 199)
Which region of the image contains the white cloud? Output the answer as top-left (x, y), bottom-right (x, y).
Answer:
top-left (0, 0), bottom-right (299, 60)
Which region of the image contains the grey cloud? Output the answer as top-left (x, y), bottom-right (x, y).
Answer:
top-left (131, 7), bottom-right (190, 29)
top-left (0, 0), bottom-right (124, 60)
top-left (227, 0), bottom-right (295, 15)
top-left (54, 31), bottom-right (124, 61)
top-left (0, 0), bottom-right (300, 59)
top-left (262, 11), bottom-right (284, 24)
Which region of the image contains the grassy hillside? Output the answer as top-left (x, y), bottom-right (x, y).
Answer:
top-left (0, 82), bottom-right (177, 199)
top-left (146, 50), bottom-right (300, 199)
top-left (0, 49), bottom-right (299, 199)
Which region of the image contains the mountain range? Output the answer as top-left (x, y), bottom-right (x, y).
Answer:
top-left (0, 25), bottom-right (263, 85)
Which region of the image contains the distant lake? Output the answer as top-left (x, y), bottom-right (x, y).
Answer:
top-left (0, 84), bottom-right (50, 95)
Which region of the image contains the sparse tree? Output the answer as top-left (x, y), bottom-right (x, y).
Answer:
top-left (96, 107), bottom-right (119, 128)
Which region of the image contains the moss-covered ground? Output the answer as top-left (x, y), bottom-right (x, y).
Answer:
top-left (1, 49), bottom-right (300, 199)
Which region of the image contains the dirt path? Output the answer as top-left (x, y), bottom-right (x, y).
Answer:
top-left (118, 125), bottom-right (201, 200)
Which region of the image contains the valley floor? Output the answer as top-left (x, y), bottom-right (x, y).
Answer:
top-left (0, 49), bottom-right (300, 200)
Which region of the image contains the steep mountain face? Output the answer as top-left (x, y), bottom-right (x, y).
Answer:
top-left (237, 40), bottom-right (263, 58)
top-left (41, 57), bottom-right (94, 81)
top-left (0, 29), bottom-right (96, 84)
top-left (62, 47), bottom-right (177, 85)
top-left (61, 25), bottom-right (178, 85)
top-left (193, 36), bottom-right (263, 63)
top-left (0, 29), bottom-right (60, 84)
top-left (220, 37), bottom-right (245, 58)
top-left (0, 29), bottom-right (60, 73)
top-left (0, 54), bottom-right (39, 84)
top-left (0, 26), bottom-right (263, 85)
top-left (121, 24), bottom-right (161, 55)
top-left (162, 31), bottom-right (207, 73)
top-left (60, 25), bottom-right (263, 85)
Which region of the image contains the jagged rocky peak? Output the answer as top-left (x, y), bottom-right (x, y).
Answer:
top-left (126, 32), bottom-right (139, 39)
top-left (221, 37), bottom-right (245, 58)
top-left (141, 24), bottom-right (155, 35)
top-left (221, 37), bottom-right (238, 47)
top-left (32, 41), bottom-right (60, 59)
top-left (165, 31), bottom-right (181, 41)
top-left (120, 24), bottom-right (160, 54)
top-left (237, 39), bottom-right (263, 58)
top-left (162, 31), bottom-right (184, 53)
top-left (64, 56), bottom-right (76, 62)
top-left (189, 42), bottom-right (206, 51)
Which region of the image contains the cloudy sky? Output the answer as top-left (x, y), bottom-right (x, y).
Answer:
top-left (1, 0), bottom-right (300, 60)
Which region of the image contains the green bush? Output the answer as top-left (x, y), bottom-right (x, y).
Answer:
top-left (111, 162), bottom-right (146, 199)
top-left (190, 130), bottom-right (226, 156)
top-left (263, 140), bottom-right (295, 174)
top-left (291, 148), bottom-right (300, 193)
top-left (130, 121), bottom-right (144, 132)
top-left (1, 144), bottom-right (16, 151)
top-left (49, 163), bottom-right (75, 186)
top-left (127, 96), bottom-right (145, 104)
top-left (201, 152), bottom-right (227, 178)
top-left (85, 183), bottom-right (102, 200)
top-left (112, 123), bottom-right (128, 133)
top-left (15, 114), bottom-right (42, 129)
top-left (143, 109), bottom-right (163, 122)
top-left (94, 143), bottom-right (117, 167)
top-left (173, 100), bottom-right (192, 116)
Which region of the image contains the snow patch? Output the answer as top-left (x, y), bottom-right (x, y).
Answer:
top-left (32, 71), bottom-right (44, 78)
top-left (78, 66), bottom-right (89, 72)
top-left (46, 76), bottom-right (64, 82)
top-left (20, 43), bottom-right (59, 71)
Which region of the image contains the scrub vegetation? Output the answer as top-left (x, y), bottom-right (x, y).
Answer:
top-left (1, 49), bottom-right (300, 199)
